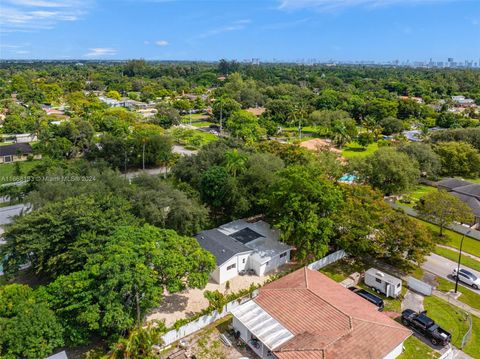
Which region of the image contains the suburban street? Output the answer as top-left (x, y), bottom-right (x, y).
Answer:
top-left (422, 253), bottom-right (480, 294)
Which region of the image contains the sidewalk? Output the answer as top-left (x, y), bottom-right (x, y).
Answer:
top-left (433, 290), bottom-right (480, 318)
top-left (388, 202), bottom-right (480, 241)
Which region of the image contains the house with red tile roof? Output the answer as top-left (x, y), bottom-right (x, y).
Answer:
top-left (231, 267), bottom-right (411, 359)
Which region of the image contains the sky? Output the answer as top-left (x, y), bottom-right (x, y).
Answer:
top-left (0, 0), bottom-right (479, 62)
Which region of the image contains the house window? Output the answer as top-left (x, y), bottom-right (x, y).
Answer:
top-left (375, 278), bottom-right (382, 284)
top-left (226, 263), bottom-right (236, 271)
top-left (280, 252), bottom-right (287, 258)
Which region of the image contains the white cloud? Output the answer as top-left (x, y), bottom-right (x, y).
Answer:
top-left (84, 47), bottom-right (117, 57)
top-left (0, 0), bottom-right (90, 31)
top-left (278, 0), bottom-right (453, 11)
top-left (195, 19), bottom-right (251, 39)
top-left (155, 40), bottom-right (169, 46)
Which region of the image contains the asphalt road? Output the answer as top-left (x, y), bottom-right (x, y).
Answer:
top-left (422, 253), bottom-right (480, 294)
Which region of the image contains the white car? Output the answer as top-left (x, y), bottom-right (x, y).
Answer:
top-left (452, 268), bottom-right (480, 289)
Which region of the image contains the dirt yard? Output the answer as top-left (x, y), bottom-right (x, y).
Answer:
top-left (147, 263), bottom-right (298, 328)
top-left (162, 316), bottom-right (259, 359)
top-left (147, 274), bottom-right (267, 327)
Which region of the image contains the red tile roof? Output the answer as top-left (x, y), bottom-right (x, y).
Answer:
top-left (254, 268), bottom-right (411, 359)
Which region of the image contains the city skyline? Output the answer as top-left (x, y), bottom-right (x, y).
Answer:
top-left (0, 0), bottom-right (480, 61)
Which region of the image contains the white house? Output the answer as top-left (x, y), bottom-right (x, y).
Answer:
top-left (231, 268), bottom-right (412, 359)
top-left (195, 219), bottom-right (292, 284)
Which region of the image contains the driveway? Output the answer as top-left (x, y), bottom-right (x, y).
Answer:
top-left (422, 253), bottom-right (480, 294)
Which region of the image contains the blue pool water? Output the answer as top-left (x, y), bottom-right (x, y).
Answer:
top-left (339, 174), bottom-right (357, 182)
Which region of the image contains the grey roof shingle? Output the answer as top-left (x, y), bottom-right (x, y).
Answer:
top-left (195, 229), bottom-right (252, 266)
top-left (0, 143), bottom-right (33, 156)
top-left (436, 178), bottom-right (471, 190)
top-left (453, 184), bottom-right (480, 200)
top-left (451, 193), bottom-right (480, 217)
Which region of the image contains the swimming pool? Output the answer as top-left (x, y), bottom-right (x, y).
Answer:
top-left (339, 174), bottom-right (357, 182)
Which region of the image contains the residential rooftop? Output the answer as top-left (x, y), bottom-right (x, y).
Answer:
top-left (233, 267), bottom-right (411, 359)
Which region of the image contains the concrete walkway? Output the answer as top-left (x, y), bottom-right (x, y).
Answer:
top-left (402, 289), bottom-right (424, 313)
top-left (433, 290), bottom-right (480, 318)
top-left (388, 202), bottom-right (480, 241)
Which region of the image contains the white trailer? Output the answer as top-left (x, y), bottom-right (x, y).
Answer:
top-left (364, 268), bottom-right (402, 298)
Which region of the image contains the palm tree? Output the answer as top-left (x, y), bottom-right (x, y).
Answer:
top-left (225, 149), bottom-right (248, 178)
top-left (331, 121), bottom-right (352, 148)
top-left (109, 323), bottom-right (165, 359)
top-left (289, 102), bottom-right (308, 140)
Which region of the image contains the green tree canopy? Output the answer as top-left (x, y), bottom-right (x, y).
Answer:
top-left (41, 225), bottom-right (215, 344)
top-left (416, 190), bottom-right (474, 236)
top-left (351, 147), bottom-right (420, 195)
top-left (225, 110), bottom-right (266, 143)
top-left (267, 165), bottom-right (343, 259)
top-left (1, 194), bottom-right (139, 278)
top-left (434, 141), bottom-right (480, 178)
top-left (0, 284), bottom-right (64, 359)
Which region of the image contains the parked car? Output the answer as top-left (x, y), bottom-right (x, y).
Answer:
top-left (349, 287), bottom-right (384, 311)
top-left (452, 268), bottom-right (480, 289)
top-left (401, 309), bottom-right (451, 346)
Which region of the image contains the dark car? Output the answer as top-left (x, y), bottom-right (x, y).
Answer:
top-left (401, 309), bottom-right (451, 346)
top-left (349, 287), bottom-right (384, 311)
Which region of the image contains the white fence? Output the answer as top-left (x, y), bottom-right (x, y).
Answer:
top-left (161, 296), bottom-right (249, 347)
top-left (307, 250), bottom-right (346, 271)
top-left (407, 276), bottom-right (432, 296)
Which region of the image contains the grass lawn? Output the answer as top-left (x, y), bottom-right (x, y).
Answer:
top-left (321, 258), bottom-right (405, 313)
top-left (464, 315), bottom-right (480, 358)
top-left (282, 126), bottom-right (319, 135)
top-left (342, 141), bottom-right (379, 158)
top-left (413, 218), bottom-right (480, 257)
top-left (398, 335), bottom-right (440, 359)
top-left (434, 247), bottom-right (480, 272)
top-left (435, 276), bottom-right (480, 311)
top-left (423, 296), bottom-right (470, 348)
top-left (320, 258), bottom-right (369, 282)
top-left (398, 185), bottom-right (438, 207)
top-left (0, 160), bottom-right (42, 185)
top-left (189, 121), bottom-right (214, 127)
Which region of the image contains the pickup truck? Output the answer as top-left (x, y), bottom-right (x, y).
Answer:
top-left (401, 309), bottom-right (451, 346)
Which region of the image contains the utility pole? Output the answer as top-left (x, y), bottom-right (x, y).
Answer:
top-left (455, 228), bottom-right (472, 293)
top-left (219, 100), bottom-right (223, 135)
top-left (124, 149), bottom-right (128, 179)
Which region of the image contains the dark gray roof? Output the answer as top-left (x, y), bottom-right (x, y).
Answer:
top-left (453, 184), bottom-right (480, 200)
top-left (451, 193), bottom-right (480, 217)
top-left (0, 143), bottom-right (33, 156)
top-left (436, 178), bottom-right (472, 191)
top-left (196, 229), bottom-right (252, 266)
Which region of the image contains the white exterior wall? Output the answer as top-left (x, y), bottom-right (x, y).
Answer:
top-left (215, 252), bottom-right (251, 284)
top-left (256, 250), bottom-right (291, 277)
top-left (237, 252), bottom-right (250, 272)
top-left (232, 316), bottom-right (273, 359)
top-left (233, 316), bottom-right (250, 342)
top-left (382, 342), bottom-right (404, 359)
